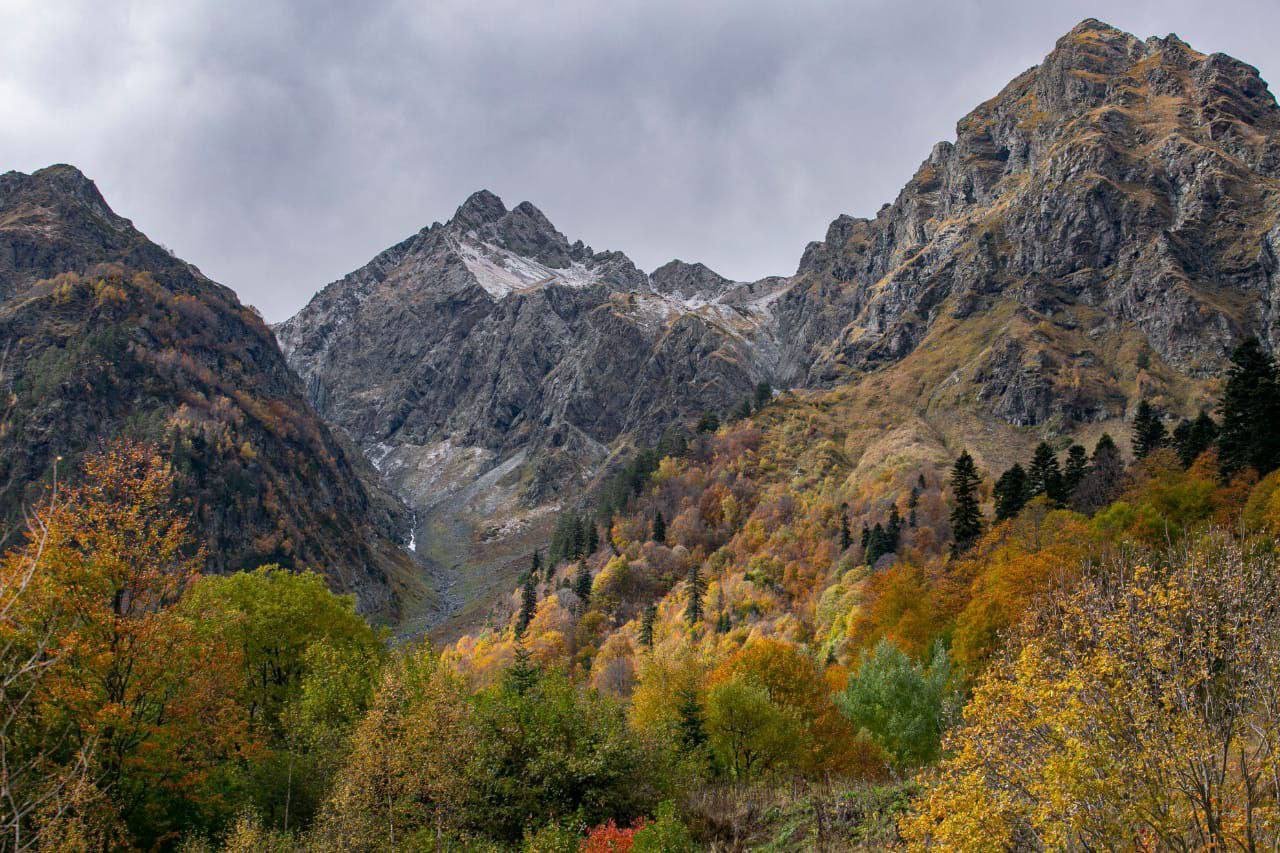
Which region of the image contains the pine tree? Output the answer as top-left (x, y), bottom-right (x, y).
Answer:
top-left (949, 451), bottom-right (983, 555)
top-left (1063, 444), bottom-right (1088, 496)
top-left (1027, 442), bottom-right (1064, 505)
top-left (530, 549), bottom-right (542, 579)
top-left (573, 562), bottom-right (592, 606)
top-left (860, 524), bottom-right (870, 549)
top-left (1132, 400), bottom-right (1167, 459)
top-left (839, 512), bottom-right (852, 551)
top-left (585, 521), bottom-right (600, 555)
top-left (640, 603), bottom-right (657, 649)
top-left (652, 510), bottom-right (666, 544)
top-left (685, 564), bottom-right (705, 626)
top-left (1218, 337), bottom-right (1280, 476)
top-left (571, 514), bottom-right (586, 559)
top-left (515, 572), bottom-right (537, 637)
top-left (993, 463), bottom-right (1028, 521)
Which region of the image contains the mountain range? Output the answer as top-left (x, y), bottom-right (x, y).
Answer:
top-left (4, 18), bottom-right (1278, 634)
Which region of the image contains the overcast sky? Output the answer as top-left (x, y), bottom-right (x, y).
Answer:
top-left (3, 1), bottom-right (1279, 320)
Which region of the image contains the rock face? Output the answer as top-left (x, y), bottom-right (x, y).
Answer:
top-left (775, 19), bottom-right (1280, 423)
top-left (280, 19), bottom-right (1280, 633)
top-left (0, 165), bottom-right (422, 618)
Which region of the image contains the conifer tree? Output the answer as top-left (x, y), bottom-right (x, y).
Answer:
top-left (515, 572), bottom-right (537, 637)
top-left (696, 411), bottom-right (720, 433)
top-left (685, 564), bottom-right (705, 626)
top-left (1132, 400), bottom-right (1167, 459)
top-left (639, 603), bottom-right (657, 649)
top-left (530, 549), bottom-right (542, 579)
top-left (949, 451), bottom-right (983, 555)
top-left (652, 510), bottom-right (666, 544)
top-left (839, 512), bottom-right (852, 551)
top-left (1027, 442), bottom-right (1064, 505)
top-left (908, 486), bottom-right (920, 527)
top-left (1063, 444), bottom-right (1089, 496)
top-left (1218, 337), bottom-right (1280, 476)
top-left (1071, 433), bottom-right (1125, 513)
top-left (860, 524), bottom-right (870, 549)
top-left (573, 562), bottom-right (592, 606)
top-left (585, 521), bottom-right (599, 555)
top-left (505, 643), bottom-right (539, 696)
top-left (993, 463), bottom-right (1029, 521)
top-left (865, 522), bottom-right (888, 567)
top-left (1172, 412), bottom-right (1218, 468)
top-left (676, 687), bottom-right (707, 749)
top-left (754, 381), bottom-right (772, 410)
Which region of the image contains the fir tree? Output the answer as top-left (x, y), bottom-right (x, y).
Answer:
top-left (887, 505), bottom-right (902, 550)
top-left (652, 510), bottom-right (666, 544)
top-left (573, 562), bottom-right (592, 606)
top-left (639, 603), bottom-right (657, 649)
top-left (1062, 444), bottom-right (1088, 496)
top-left (515, 572), bottom-right (537, 637)
top-left (1071, 433), bottom-right (1125, 514)
top-left (505, 643), bottom-right (539, 696)
top-left (860, 524), bottom-right (870, 549)
top-left (685, 564), bottom-right (705, 626)
top-left (908, 486), bottom-right (919, 528)
top-left (1218, 337), bottom-right (1280, 476)
top-left (839, 512), bottom-right (852, 552)
top-left (1172, 413), bottom-right (1218, 468)
top-left (585, 521), bottom-right (599, 555)
top-left (993, 463), bottom-right (1028, 521)
top-left (676, 687), bottom-right (707, 749)
top-left (1027, 442), bottom-right (1064, 505)
top-left (949, 451), bottom-right (983, 555)
top-left (1132, 400), bottom-right (1167, 460)
top-left (865, 522), bottom-right (888, 567)
top-left (530, 549), bottom-right (542, 579)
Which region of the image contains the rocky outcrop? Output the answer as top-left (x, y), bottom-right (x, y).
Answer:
top-left (776, 19), bottom-right (1280, 423)
top-left (0, 165), bottom-right (422, 618)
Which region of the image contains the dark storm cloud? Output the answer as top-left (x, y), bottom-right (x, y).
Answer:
top-left (4, 0), bottom-right (1280, 319)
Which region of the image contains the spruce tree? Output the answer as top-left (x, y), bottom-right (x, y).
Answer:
top-left (676, 688), bottom-right (707, 749)
top-left (640, 603), bottom-right (657, 649)
top-left (887, 505), bottom-right (902, 551)
top-left (685, 564), bottom-right (705, 626)
top-left (1218, 337), bottom-right (1280, 476)
top-left (865, 522), bottom-right (888, 567)
top-left (573, 562), bottom-right (592, 606)
top-left (949, 451), bottom-right (983, 555)
top-left (505, 643), bottom-right (539, 696)
top-left (839, 512), bottom-right (852, 552)
top-left (1027, 442), bottom-right (1064, 505)
top-left (1072, 433), bottom-right (1125, 513)
top-left (1063, 444), bottom-right (1088, 496)
top-left (860, 524), bottom-right (870, 549)
top-left (1132, 400), bottom-right (1167, 459)
top-left (1172, 414), bottom-right (1218, 468)
top-left (530, 549), bottom-right (542, 579)
top-left (515, 572), bottom-right (537, 637)
top-left (652, 510), bottom-right (666, 544)
top-left (993, 463), bottom-right (1028, 521)
top-left (585, 521), bottom-right (599, 555)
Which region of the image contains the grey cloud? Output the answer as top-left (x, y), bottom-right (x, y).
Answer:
top-left (3, 0), bottom-right (1279, 319)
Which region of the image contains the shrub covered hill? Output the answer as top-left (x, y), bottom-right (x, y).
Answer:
top-left (281, 18), bottom-right (1280, 637)
top-left (0, 164), bottom-right (425, 617)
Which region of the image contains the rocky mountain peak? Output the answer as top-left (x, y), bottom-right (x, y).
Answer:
top-left (649, 260), bottom-right (736, 301)
top-left (452, 189), bottom-right (507, 229)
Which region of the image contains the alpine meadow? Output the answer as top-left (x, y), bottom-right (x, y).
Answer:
top-left (10, 8), bottom-right (1280, 850)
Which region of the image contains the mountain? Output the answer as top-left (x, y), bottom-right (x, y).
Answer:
top-left (281, 18), bottom-right (1280, 634)
top-left (0, 165), bottom-right (424, 618)
top-left (276, 191), bottom-right (786, 628)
